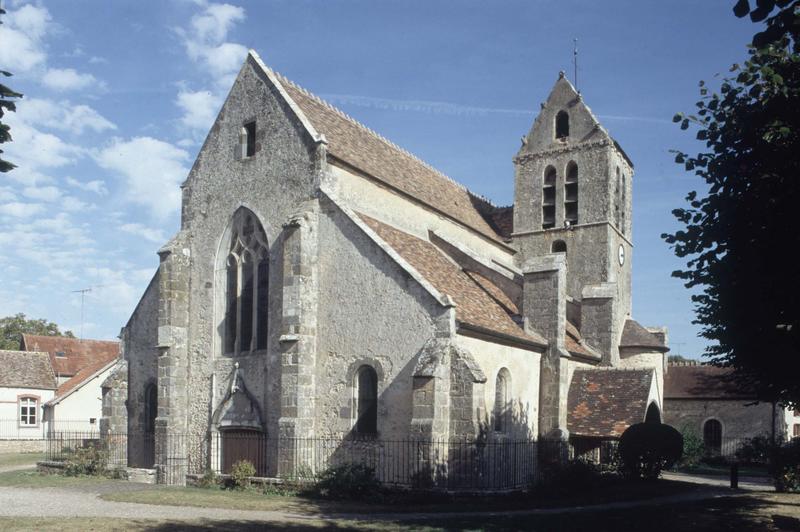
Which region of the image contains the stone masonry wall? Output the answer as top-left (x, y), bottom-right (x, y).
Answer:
top-left (664, 399), bottom-right (779, 442)
top-left (314, 196), bottom-right (444, 440)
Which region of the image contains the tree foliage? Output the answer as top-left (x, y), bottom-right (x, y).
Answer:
top-left (0, 7), bottom-right (23, 173)
top-left (0, 313), bottom-right (75, 350)
top-left (663, 2), bottom-right (800, 409)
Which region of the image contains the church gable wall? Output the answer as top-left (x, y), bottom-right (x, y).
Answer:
top-left (314, 197), bottom-right (445, 440)
top-left (174, 58), bottom-right (321, 444)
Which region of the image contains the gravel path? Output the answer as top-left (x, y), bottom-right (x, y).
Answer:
top-left (0, 484), bottom-right (742, 524)
top-left (662, 471), bottom-right (773, 492)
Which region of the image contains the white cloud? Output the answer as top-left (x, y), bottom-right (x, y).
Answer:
top-left (94, 137), bottom-right (189, 220)
top-left (19, 98), bottom-right (116, 134)
top-left (42, 68), bottom-right (105, 92)
top-left (0, 187), bottom-right (16, 202)
top-left (65, 177), bottom-right (108, 195)
top-left (176, 89), bottom-right (221, 131)
top-left (179, 2), bottom-right (247, 82)
top-left (61, 196), bottom-right (91, 212)
top-left (0, 201), bottom-right (45, 218)
top-left (0, 4), bottom-right (50, 73)
top-left (3, 116), bottom-right (84, 169)
top-left (120, 223), bottom-right (165, 243)
top-left (22, 185), bottom-right (61, 202)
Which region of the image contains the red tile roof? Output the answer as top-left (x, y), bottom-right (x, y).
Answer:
top-left (21, 334), bottom-right (119, 379)
top-left (0, 350), bottom-right (57, 390)
top-left (357, 213), bottom-right (546, 347)
top-left (277, 75), bottom-right (506, 245)
top-left (568, 369), bottom-right (654, 438)
top-left (664, 364), bottom-right (755, 400)
top-left (51, 356), bottom-right (117, 402)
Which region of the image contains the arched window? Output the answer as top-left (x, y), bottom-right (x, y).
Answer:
top-left (355, 366), bottom-right (378, 434)
top-left (555, 110), bottom-right (569, 139)
top-left (565, 161), bottom-right (578, 225)
top-left (494, 368), bottom-right (511, 433)
top-left (552, 240), bottom-right (567, 253)
top-left (224, 208), bottom-right (269, 355)
top-left (240, 121), bottom-right (257, 158)
top-left (703, 419), bottom-right (722, 455)
top-left (542, 166), bottom-right (556, 229)
top-left (645, 402), bottom-right (661, 424)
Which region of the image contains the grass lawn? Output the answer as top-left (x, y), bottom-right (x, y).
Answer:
top-left (101, 478), bottom-right (704, 515)
top-left (2, 493), bottom-right (799, 531)
top-left (0, 452), bottom-right (45, 469)
top-left (0, 469), bottom-right (120, 488)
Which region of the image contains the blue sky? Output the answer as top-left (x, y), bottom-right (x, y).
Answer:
top-left (0, 1), bottom-right (758, 357)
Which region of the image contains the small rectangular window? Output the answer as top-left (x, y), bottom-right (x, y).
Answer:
top-left (244, 121), bottom-right (256, 157)
top-left (89, 418), bottom-right (97, 424)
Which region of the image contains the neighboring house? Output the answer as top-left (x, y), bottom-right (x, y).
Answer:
top-left (17, 335), bottom-right (120, 433)
top-left (106, 52), bottom-right (668, 484)
top-left (663, 361), bottom-right (790, 454)
top-left (0, 350), bottom-right (57, 443)
top-left (21, 334), bottom-right (119, 387)
top-left (43, 353), bottom-right (119, 434)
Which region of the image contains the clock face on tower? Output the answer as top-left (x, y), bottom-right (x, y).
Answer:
top-left (618, 244), bottom-right (625, 266)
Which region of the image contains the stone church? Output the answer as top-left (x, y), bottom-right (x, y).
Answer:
top-left (102, 51), bottom-right (669, 483)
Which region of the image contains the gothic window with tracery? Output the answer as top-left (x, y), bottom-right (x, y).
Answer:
top-left (224, 208), bottom-right (269, 356)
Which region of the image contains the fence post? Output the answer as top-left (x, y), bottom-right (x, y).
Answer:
top-left (730, 462), bottom-right (739, 489)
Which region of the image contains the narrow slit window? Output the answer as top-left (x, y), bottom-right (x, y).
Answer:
top-left (555, 111), bottom-right (569, 139)
top-left (244, 121), bottom-right (256, 157)
top-left (355, 366), bottom-right (378, 434)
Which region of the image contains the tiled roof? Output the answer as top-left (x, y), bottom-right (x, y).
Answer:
top-left (620, 319), bottom-right (669, 351)
top-left (51, 354), bottom-right (118, 403)
top-left (0, 350), bottom-right (57, 390)
top-left (566, 321), bottom-right (598, 359)
top-left (568, 369), bottom-right (654, 438)
top-left (664, 364), bottom-right (754, 400)
top-left (21, 334), bottom-right (119, 378)
top-left (276, 75), bottom-right (505, 245)
top-left (357, 213), bottom-right (546, 347)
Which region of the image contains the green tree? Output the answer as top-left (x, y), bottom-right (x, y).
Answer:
top-left (663, 1), bottom-right (800, 408)
top-left (0, 7), bottom-right (23, 173)
top-left (0, 313), bottom-right (75, 350)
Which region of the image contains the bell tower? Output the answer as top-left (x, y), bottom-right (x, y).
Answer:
top-left (513, 72), bottom-right (633, 320)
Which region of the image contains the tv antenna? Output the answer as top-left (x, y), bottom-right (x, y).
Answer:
top-left (71, 285), bottom-right (105, 340)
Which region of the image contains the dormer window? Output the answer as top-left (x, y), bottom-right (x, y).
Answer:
top-left (555, 111), bottom-right (569, 139)
top-left (241, 121), bottom-right (257, 158)
top-left (55, 351), bottom-right (66, 358)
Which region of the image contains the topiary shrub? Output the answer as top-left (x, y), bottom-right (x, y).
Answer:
top-left (230, 460), bottom-right (256, 490)
top-left (769, 439), bottom-right (800, 493)
top-left (313, 463), bottom-right (381, 500)
top-left (618, 423), bottom-right (683, 480)
top-left (63, 445), bottom-right (107, 476)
